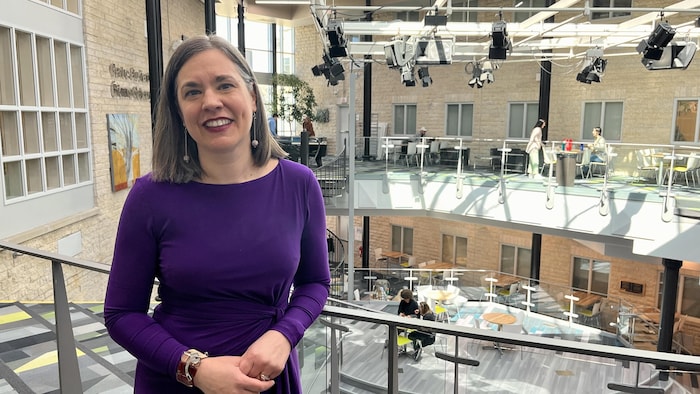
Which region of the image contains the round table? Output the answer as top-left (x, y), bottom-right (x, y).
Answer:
top-left (481, 312), bottom-right (516, 328)
top-left (427, 289), bottom-right (458, 303)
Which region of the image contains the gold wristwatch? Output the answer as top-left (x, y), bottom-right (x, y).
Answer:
top-left (176, 349), bottom-right (208, 387)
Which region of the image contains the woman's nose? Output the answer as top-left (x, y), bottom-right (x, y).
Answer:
top-left (201, 89), bottom-right (222, 110)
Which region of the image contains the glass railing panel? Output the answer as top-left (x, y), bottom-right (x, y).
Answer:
top-left (298, 317), bottom-right (330, 393)
top-left (315, 302), bottom-right (700, 394)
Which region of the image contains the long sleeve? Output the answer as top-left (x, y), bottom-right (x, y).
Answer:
top-left (103, 178), bottom-right (187, 380)
top-left (271, 168), bottom-right (330, 346)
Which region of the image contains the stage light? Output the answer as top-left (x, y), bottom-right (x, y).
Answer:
top-left (385, 37), bottom-right (415, 69)
top-left (400, 64), bottom-right (416, 86)
top-left (641, 42), bottom-right (697, 70)
top-left (479, 61), bottom-right (495, 84)
top-left (417, 67), bottom-right (432, 87)
top-left (311, 54), bottom-right (345, 86)
top-left (576, 48), bottom-right (607, 84)
top-left (636, 22), bottom-right (675, 61)
top-left (467, 62), bottom-right (483, 88)
top-left (325, 19), bottom-right (347, 58)
top-left (489, 20), bottom-right (511, 60)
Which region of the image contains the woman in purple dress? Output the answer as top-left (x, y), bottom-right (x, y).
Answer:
top-left (104, 35), bottom-right (330, 393)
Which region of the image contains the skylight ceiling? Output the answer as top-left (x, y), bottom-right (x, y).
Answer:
top-left (306, 0), bottom-right (700, 62)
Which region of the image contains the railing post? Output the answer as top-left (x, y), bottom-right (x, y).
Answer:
top-left (387, 326), bottom-right (399, 394)
top-left (52, 260), bottom-right (83, 393)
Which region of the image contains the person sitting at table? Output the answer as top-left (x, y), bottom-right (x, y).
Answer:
top-left (407, 302), bottom-right (437, 361)
top-left (583, 126), bottom-right (606, 175)
top-left (397, 289), bottom-right (419, 318)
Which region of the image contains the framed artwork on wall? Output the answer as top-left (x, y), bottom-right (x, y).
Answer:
top-left (107, 113), bottom-right (141, 192)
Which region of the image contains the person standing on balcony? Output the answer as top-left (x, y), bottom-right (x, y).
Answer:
top-left (526, 119), bottom-right (546, 179)
top-left (302, 114), bottom-right (315, 137)
top-left (267, 113), bottom-right (278, 137)
top-left (104, 35), bottom-right (330, 393)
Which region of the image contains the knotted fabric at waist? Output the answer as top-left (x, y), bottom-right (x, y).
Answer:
top-left (157, 298), bottom-right (286, 324)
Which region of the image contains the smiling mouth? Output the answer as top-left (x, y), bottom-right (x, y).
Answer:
top-left (204, 119), bottom-right (232, 127)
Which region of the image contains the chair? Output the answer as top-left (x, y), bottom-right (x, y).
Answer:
top-left (497, 282), bottom-right (520, 305)
top-left (429, 140), bottom-right (441, 165)
top-left (403, 142), bottom-right (418, 167)
top-left (667, 152), bottom-right (698, 186)
top-left (635, 149), bottom-right (660, 182)
top-left (403, 255), bottom-right (416, 268)
top-left (434, 303), bottom-right (450, 323)
top-left (576, 148), bottom-right (592, 179)
top-left (374, 248), bottom-right (387, 268)
top-left (540, 147), bottom-right (557, 176)
top-left (579, 301), bottom-right (602, 327)
top-left (589, 145), bottom-right (614, 177)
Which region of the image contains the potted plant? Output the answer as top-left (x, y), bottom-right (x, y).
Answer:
top-left (271, 74), bottom-right (318, 134)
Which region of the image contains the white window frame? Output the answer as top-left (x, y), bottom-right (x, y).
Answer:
top-left (591, 0), bottom-right (632, 20)
top-left (445, 103), bottom-right (473, 137)
top-left (0, 27), bottom-right (92, 203)
top-left (391, 225), bottom-right (413, 256)
top-left (512, 0), bottom-right (548, 23)
top-left (507, 102), bottom-right (539, 139)
top-left (449, 1), bottom-right (478, 23)
top-left (500, 244), bottom-right (531, 278)
top-left (572, 256), bottom-right (610, 295)
top-left (582, 101), bottom-right (623, 141)
top-left (441, 234), bottom-right (468, 266)
top-left (672, 99), bottom-right (700, 143)
top-left (393, 104), bottom-right (417, 135)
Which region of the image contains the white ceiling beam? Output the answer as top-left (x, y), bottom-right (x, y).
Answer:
top-left (518, 0), bottom-right (581, 29)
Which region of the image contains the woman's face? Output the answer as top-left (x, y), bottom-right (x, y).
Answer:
top-left (176, 49), bottom-right (257, 160)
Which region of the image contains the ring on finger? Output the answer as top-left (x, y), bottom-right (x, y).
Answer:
top-left (259, 373), bottom-right (270, 381)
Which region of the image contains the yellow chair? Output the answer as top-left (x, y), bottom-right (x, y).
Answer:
top-left (434, 303), bottom-right (450, 323)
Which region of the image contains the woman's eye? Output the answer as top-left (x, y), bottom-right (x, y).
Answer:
top-left (183, 89), bottom-right (201, 98)
top-left (219, 83), bottom-right (234, 90)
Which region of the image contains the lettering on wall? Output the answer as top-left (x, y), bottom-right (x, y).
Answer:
top-left (109, 64), bottom-right (150, 101)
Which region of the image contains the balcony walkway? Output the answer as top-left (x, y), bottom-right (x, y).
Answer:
top-left (2, 297), bottom-right (698, 393)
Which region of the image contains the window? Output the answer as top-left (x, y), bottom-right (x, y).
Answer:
top-left (393, 104), bottom-right (417, 135)
top-left (0, 27), bottom-right (91, 201)
top-left (572, 257), bottom-right (609, 294)
top-left (658, 272), bottom-right (700, 318)
top-left (500, 245), bottom-right (531, 277)
top-left (673, 99), bottom-right (699, 143)
top-left (591, 0), bottom-right (632, 20)
top-left (449, 1), bottom-right (478, 23)
top-left (38, 0), bottom-right (80, 15)
top-left (442, 234), bottom-right (468, 266)
top-left (396, 11), bottom-right (421, 22)
top-left (446, 103), bottom-right (473, 137)
top-left (508, 102), bottom-right (539, 138)
top-left (218, 21), bottom-right (296, 136)
top-left (391, 225), bottom-right (413, 256)
top-left (513, 0), bottom-right (548, 23)
top-left (582, 101), bottom-right (623, 141)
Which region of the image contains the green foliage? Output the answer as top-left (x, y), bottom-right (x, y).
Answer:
top-left (272, 74), bottom-right (317, 127)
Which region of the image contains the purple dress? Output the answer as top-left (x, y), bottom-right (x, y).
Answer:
top-left (104, 159), bottom-right (331, 393)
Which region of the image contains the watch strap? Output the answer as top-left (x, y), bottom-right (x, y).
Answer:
top-left (176, 349), bottom-right (208, 387)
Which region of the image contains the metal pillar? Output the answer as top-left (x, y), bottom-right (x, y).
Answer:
top-left (237, 2), bottom-right (246, 54)
top-left (658, 258), bottom-right (682, 353)
top-left (145, 0), bottom-right (163, 138)
top-left (204, 0), bottom-right (216, 35)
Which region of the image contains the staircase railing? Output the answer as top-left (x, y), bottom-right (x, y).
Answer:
top-left (312, 144), bottom-right (347, 198)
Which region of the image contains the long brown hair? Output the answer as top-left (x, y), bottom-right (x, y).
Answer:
top-left (151, 35), bottom-right (286, 183)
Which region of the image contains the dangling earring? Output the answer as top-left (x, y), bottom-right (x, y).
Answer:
top-left (251, 111), bottom-right (259, 148)
top-left (183, 127), bottom-right (190, 163)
